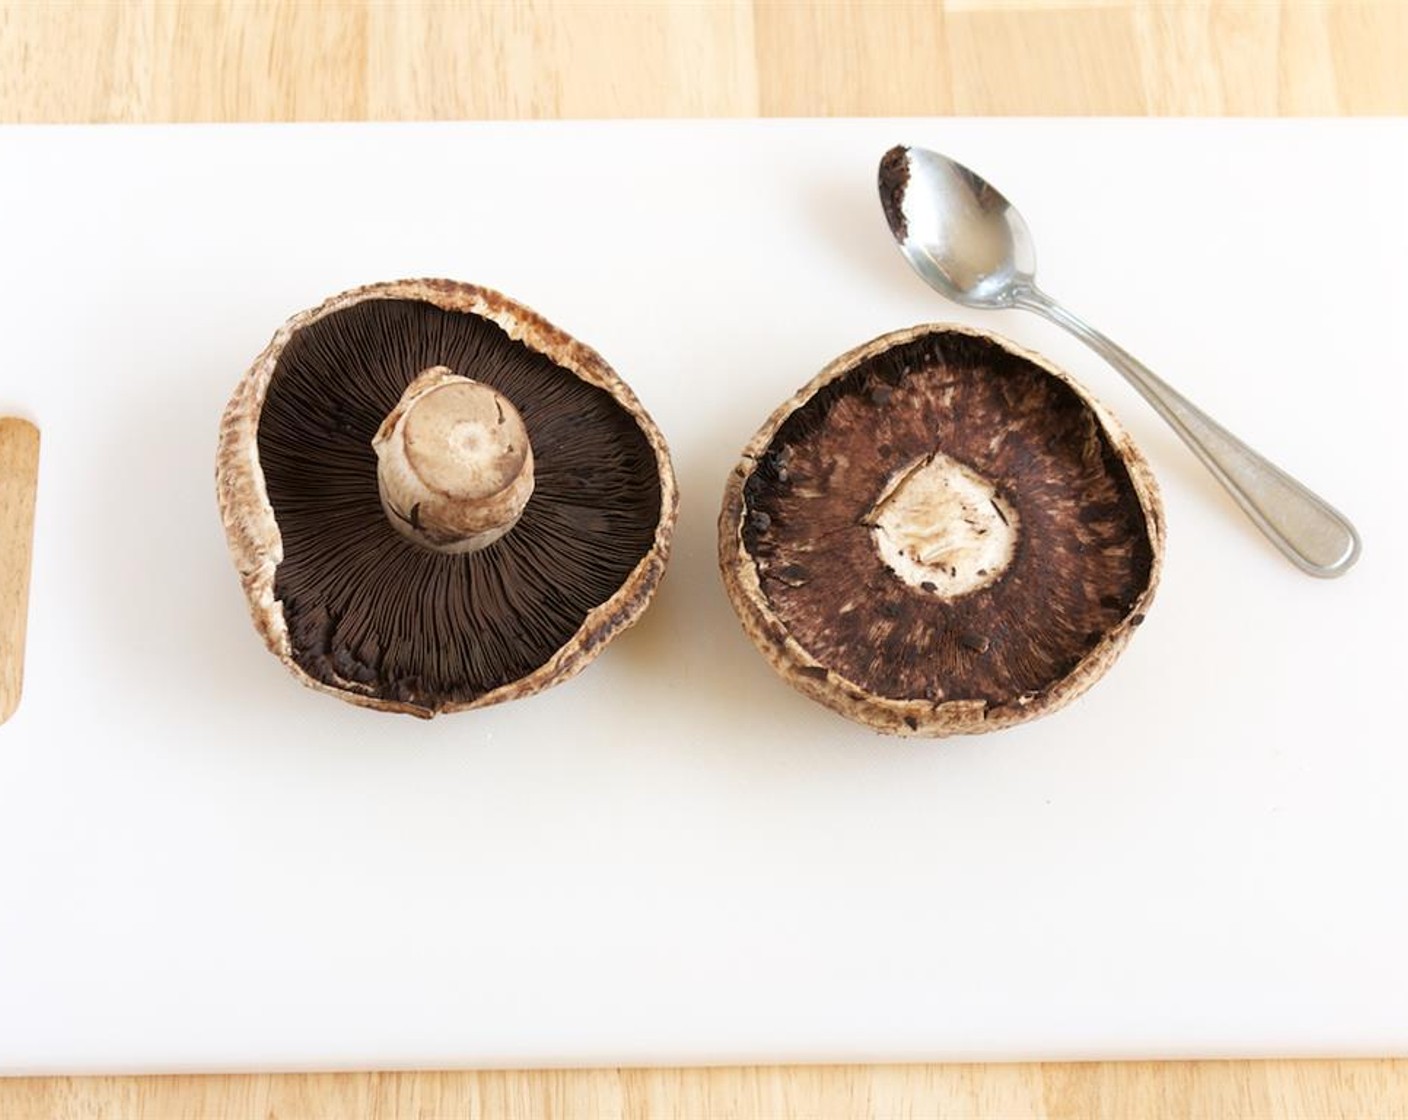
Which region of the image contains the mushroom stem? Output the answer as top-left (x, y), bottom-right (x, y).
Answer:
top-left (373, 366), bottom-right (535, 554)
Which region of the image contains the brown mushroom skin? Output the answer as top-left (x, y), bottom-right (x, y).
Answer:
top-left (719, 324), bottom-right (1164, 738)
top-left (218, 279), bottom-right (678, 717)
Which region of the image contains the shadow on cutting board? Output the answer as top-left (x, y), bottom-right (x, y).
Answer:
top-left (71, 362), bottom-right (304, 725)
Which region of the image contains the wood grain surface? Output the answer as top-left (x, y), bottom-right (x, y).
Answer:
top-left (2, 1), bottom-right (1406, 1117)
top-left (5, 1061), bottom-right (1407, 1120)
top-left (0, 419), bottom-right (38, 725)
top-left (3, 0), bottom-right (1408, 120)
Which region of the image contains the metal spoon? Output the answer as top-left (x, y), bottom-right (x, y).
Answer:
top-left (878, 145), bottom-right (1360, 577)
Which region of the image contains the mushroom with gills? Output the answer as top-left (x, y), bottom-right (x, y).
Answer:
top-left (718, 324), bottom-right (1164, 737)
top-left (217, 279), bottom-right (677, 717)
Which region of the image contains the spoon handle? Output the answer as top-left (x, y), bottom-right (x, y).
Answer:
top-left (1012, 286), bottom-right (1360, 577)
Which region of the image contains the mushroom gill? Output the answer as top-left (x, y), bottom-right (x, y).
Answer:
top-left (721, 324), bottom-right (1163, 737)
top-left (243, 291), bottom-right (667, 715)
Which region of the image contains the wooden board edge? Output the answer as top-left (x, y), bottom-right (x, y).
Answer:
top-left (0, 417), bottom-right (40, 725)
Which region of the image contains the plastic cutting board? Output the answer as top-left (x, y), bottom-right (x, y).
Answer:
top-left (0, 119), bottom-right (1404, 1073)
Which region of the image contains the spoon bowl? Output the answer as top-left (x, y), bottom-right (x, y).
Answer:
top-left (877, 144), bottom-right (1360, 577)
top-left (879, 146), bottom-right (1036, 308)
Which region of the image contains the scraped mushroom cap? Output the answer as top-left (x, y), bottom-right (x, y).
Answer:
top-left (719, 324), bottom-right (1163, 737)
top-left (217, 279), bottom-right (677, 717)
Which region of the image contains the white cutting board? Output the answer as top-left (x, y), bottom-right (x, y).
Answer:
top-left (0, 120), bottom-right (1405, 1074)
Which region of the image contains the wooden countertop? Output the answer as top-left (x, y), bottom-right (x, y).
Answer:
top-left (1, 2), bottom-right (1405, 1116)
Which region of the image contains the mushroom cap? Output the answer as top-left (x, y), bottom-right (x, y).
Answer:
top-left (719, 323), bottom-right (1164, 737)
top-left (218, 279), bottom-right (677, 717)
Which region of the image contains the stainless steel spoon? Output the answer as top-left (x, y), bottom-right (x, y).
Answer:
top-left (878, 145), bottom-right (1360, 577)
